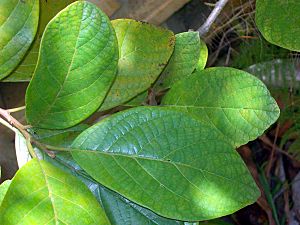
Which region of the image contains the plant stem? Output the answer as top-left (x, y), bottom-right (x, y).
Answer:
top-left (0, 107), bottom-right (57, 158)
top-left (0, 117), bottom-right (15, 132)
top-left (0, 107), bottom-right (33, 141)
top-left (197, 0), bottom-right (229, 36)
top-left (0, 108), bottom-right (27, 136)
top-left (7, 105), bottom-right (26, 113)
top-left (26, 138), bottom-right (37, 158)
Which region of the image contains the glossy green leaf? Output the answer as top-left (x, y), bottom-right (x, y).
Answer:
top-left (0, 180), bottom-right (11, 206)
top-left (99, 19), bottom-right (175, 111)
top-left (25, 1), bottom-right (119, 129)
top-left (71, 106), bottom-right (260, 221)
top-left (154, 32), bottom-right (201, 91)
top-left (3, 0), bottom-right (76, 82)
top-left (32, 124), bottom-right (88, 147)
top-left (0, 0), bottom-right (39, 80)
top-left (36, 150), bottom-right (181, 225)
top-left (0, 159), bottom-right (110, 225)
top-left (162, 67), bottom-right (280, 147)
top-left (99, 186), bottom-right (180, 225)
top-left (255, 0), bottom-right (300, 51)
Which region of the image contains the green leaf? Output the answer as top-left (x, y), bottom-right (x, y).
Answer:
top-left (71, 106), bottom-right (260, 221)
top-left (196, 38), bottom-right (208, 71)
top-left (35, 150), bottom-right (180, 225)
top-left (32, 124), bottom-right (88, 147)
top-left (0, 180), bottom-right (11, 206)
top-left (162, 67), bottom-right (280, 147)
top-left (2, 0), bottom-right (76, 82)
top-left (255, 0), bottom-right (300, 51)
top-left (0, 0), bottom-right (39, 80)
top-left (25, 1), bottom-right (119, 129)
top-left (0, 159), bottom-right (110, 225)
top-left (99, 19), bottom-right (175, 111)
top-left (99, 186), bottom-right (180, 225)
top-left (154, 32), bottom-right (201, 91)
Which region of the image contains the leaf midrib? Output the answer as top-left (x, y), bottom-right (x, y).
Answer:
top-left (38, 161), bottom-right (59, 225)
top-left (33, 4), bottom-right (85, 124)
top-left (72, 149), bottom-right (249, 186)
top-left (165, 105), bottom-right (276, 112)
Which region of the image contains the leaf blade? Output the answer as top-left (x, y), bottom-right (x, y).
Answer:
top-left (0, 159), bottom-right (110, 225)
top-left (71, 106), bottom-right (260, 221)
top-left (0, 180), bottom-right (11, 206)
top-left (154, 31), bottom-right (201, 91)
top-left (25, 1), bottom-right (119, 129)
top-left (162, 67), bottom-right (280, 147)
top-left (99, 19), bottom-right (175, 111)
top-left (0, 0), bottom-right (39, 80)
top-left (2, 0), bottom-right (76, 82)
top-left (255, 0), bottom-right (300, 51)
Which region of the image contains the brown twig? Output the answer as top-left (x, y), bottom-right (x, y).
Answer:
top-left (259, 134), bottom-right (295, 161)
top-left (0, 107), bottom-right (54, 158)
top-left (0, 108), bottom-right (29, 139)
top-left (266, 123), bottom-right (280, 178)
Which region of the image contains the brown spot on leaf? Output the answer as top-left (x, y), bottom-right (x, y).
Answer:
top-left (168, 36), bottom-right (176, 48)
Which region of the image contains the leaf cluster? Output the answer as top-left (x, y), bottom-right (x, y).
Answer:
top-left (2, 0), bottom-right (298, 224)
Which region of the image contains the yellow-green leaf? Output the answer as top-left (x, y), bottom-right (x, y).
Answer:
top-left (99, 19), bottom-right (175, 111)
top-left (0, 180), bottom-right (11, 206)
top-left (162, 67), bottom-right (280, 147)
top-left (256, 0), bottom-right (300, 51)
top-left (3, 0), bottom-right (76, 82)
top-left (154, 31), bottom-right (201, 91)
top-left (196, 38), bottom-right (208, 71)
top-left (0, 0), bottom-right (39, 80)
top-left (25, 1), bottom-right (119, 129)
top-left (0, 159), bottom-right (110, 225)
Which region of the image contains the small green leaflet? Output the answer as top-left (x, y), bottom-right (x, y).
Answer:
top-left (25, 1), bottom-right (119, 129)
top-left (3, 0), bottom-right (76, 82)
top-left (255, 0), bottom-right (300, 52)
top-left (162, 67), bottom-right (280, 147)
top-left (0, 0), bottom-right (39, 80)
top-left (154, 31), bottom-right (202, 91)
top-left (0, 159), bottom-right (110, 225)
top-left (99, 19), bottom-right (175, 111)
top-left (35, 150), bottom-right (181, 225)
top-left (196, 38), bottom-right (208, 71)
top-left (71, 106), bottom-right (260, 221)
